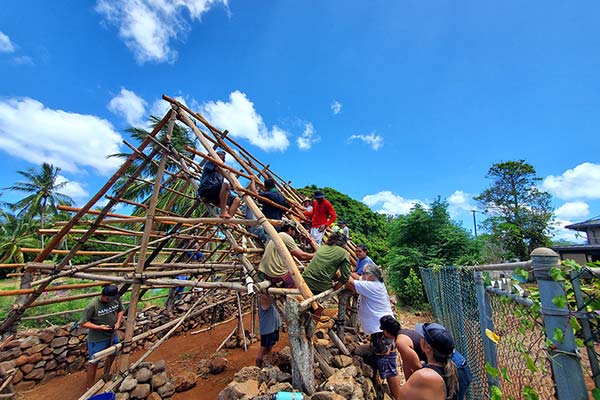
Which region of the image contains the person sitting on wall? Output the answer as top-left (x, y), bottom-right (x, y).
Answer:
top-left (197, 148), bottom-right (240, 218)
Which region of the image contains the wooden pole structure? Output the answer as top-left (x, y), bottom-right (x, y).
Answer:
top-left (119, 110), bottom-right (175, 371)
top-left (169, 98), bottom-right (314, 302)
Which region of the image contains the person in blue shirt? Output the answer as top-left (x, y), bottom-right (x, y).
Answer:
top-left (355, 244), bottom-right (373, 275)
top-left (250, 177), bottom-right (287, 220)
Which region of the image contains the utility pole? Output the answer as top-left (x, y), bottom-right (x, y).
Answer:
top-left (471, 210), bottom-right (478, 238)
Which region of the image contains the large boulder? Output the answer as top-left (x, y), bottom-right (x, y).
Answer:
top-left (173, 371), bottom-right (196, 392)
top-left (217, 379), bottom-right (260, 400)
top-left (130, 384), bottom-right (151, 399)
top-left (135, 367), bottom-right (152, 383)
top-left (233, 366), bottom-right (261, 383)
top-left (210, 357), bottom-right (228, 374)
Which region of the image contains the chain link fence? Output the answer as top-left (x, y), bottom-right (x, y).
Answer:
top-left (421, 266), bottom-right (558, 399)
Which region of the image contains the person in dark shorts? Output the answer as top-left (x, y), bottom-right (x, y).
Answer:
top-left (256, 294), bottom-right (281, 368)
top-left (197, 148), bottom-right (240, 218)
top-left (80, 285), bottom-right (124, 388)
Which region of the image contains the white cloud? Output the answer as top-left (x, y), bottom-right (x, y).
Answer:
top-left (108, 88), bottom-right (147, 127)
top-left (543, 163), bottom-right (600, 200)
top-left (202, 91), bottom-right (289, 152)
top-left (12, 56), bottom-right (34, 66)
top-left (0, 31), bottom-right (15, 53)
top-left (348, 133), bottom-right (383, 151)
top-left (55, 175), bottom-right (90, 200)
top-left (552, 218), bottom-right (587, 243)
top-left (555, 201), bottom-right (590, 220)
top-left (330, 100), bottom-right (342, 115)
top-left (95, 0), bottom-right (228, 64)
top-left (362, 191), bottom-right (426, 215)
top-left (447, 190), bottom-right (476, 218)
top-left (296, 122), bottom-right (320, 150)
top-left (0, 98), bottom-right (123, 175)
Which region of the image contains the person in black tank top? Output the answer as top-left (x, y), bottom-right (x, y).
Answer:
top-left (380, 317), bottom-right (461, 400)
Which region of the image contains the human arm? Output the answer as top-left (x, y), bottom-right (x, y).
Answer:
top-left (345, 276), bottom-right (356, 293)
top-left (290, 248), bottom-right (314, 261)
top-left (325, 201), bottom-right (337, 227)
top-left (337, 254), bottom-right (351, 284)
top-left (396, 335), bottom-right (423, 379)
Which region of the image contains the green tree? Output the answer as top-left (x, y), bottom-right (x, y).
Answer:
top-left (474, 160), bottom-right (554, 261)
top-left (386, 198), bottom-right (479, 305)
top-left (0, 211), bottom-right (40, 278)
top-left (4, 163), bottom-right (74, 247)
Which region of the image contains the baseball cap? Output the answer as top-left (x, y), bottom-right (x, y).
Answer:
top-left (101, 285), bottom-right (119, 300)
top-left (313, 190), bottom-right (325, 199)
top-left (415, 323), bottom-right (455, 357)
top-left (215, 148), bottom-right (226, 156)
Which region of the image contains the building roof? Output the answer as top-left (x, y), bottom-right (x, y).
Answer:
top-left (565, 216), bottom-right (600, 232)
top-left (553, 244), bottom-right (600, 253)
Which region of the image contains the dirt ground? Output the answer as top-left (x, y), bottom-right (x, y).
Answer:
top-left (15, 308), bottom-right (430, 400)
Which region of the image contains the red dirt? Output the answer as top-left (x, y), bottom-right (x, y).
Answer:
top-left (16, 308), bottom-right (429, 400)
top-left (17, 314), bottom-right (285, 400)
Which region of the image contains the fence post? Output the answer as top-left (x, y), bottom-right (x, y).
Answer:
top-left (531, 248), bottom-right (587, 400)
top-left (474, 270), bottom-right (499, 391)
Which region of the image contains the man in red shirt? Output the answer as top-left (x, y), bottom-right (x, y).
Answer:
top-left (304, 190), bottom-right (337, 245)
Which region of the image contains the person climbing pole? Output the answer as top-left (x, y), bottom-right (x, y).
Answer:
top-left (197, 148), bottom-right (240, 218)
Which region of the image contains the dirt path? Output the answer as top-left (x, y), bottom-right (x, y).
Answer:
top-left (16, 308), bottom-right (429, 400)
top-left (16, 314), bottom-right (283, 400)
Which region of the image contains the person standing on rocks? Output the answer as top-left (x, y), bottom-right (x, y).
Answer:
top-left (345, 264), bottom-right (402, 399)
top-left (80, 285), bottom-right (124, 388)
top-left (256, 294), bottom-right (282, 368)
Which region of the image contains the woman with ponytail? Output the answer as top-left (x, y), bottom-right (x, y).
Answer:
top-left (392, 322), bottom-right (459, 400)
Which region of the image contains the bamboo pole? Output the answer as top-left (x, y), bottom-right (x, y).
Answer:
top-left (120, 110), bottom-right (175, 371)
top-left (170, 101), bottom-right (314, 302)
top-left (0, 281), bottom-right (111, 296)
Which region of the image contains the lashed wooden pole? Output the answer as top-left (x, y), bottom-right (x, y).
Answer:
top-left (119, 110), bottom-right (176, 371)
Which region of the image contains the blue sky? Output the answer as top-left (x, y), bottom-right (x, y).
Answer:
top-left (1, 1), bottom-right (599, 242)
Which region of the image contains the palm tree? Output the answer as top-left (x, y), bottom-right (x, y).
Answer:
top-left (111, 116), bottom-right (198, 203)
top-left (0, 211), bottom-right (40, 277)
top-left (4, 163), bottom-right (74, 247)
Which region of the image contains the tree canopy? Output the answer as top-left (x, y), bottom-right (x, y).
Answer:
top-left (474, 160), bottom-right (554, 261)
top-left (385, 198), bottom-right (480, 305)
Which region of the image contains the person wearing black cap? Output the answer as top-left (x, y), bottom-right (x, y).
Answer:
top-left (197, 148), bottom-right (240, 218)
top-left (80, 285), bottom-right (124, 387)
top-left (303, 189), bottom-right (336, 245)
top-left (392, 322), bottom-right (459, 400)
top-left (379, 317), bottom-right (472, 400)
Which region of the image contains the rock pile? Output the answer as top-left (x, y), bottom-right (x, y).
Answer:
top-left (218, 339), bottom-right (394, 400)
top-left (1, 293), bottom-right (244, 391)
top-left (114, 360), bottom-right (177, 399)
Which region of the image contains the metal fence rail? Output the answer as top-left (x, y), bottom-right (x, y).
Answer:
top-left (420, 248), bottom-right (590, 400)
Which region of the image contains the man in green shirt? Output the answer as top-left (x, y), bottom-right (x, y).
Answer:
top-left (80, 285), bottom-right (124, 388)
top-left (258, 220), bottom-right (313, 288)
top-left (302, 229), bottom-right (351, 294)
